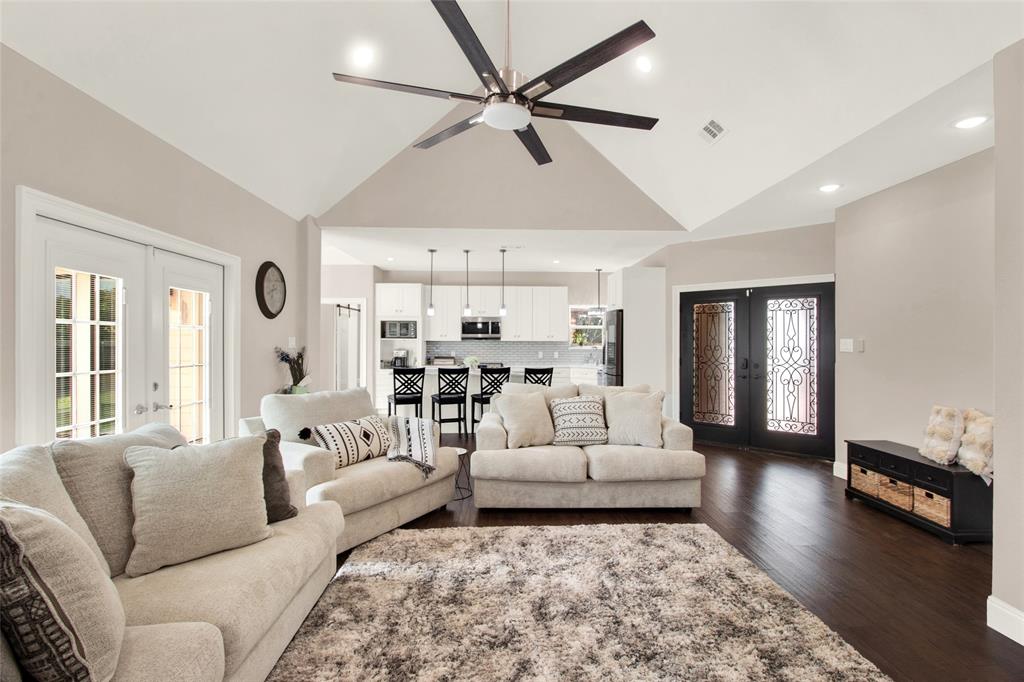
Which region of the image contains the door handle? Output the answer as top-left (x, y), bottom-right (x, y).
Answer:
top-left (152, 402), bottom-right (174, 412)
top-left (753, 374), bottom-right (763, 380)
top-left (133, 404), bottom-right (149, 415)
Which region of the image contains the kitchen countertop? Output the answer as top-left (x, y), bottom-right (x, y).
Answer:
top-left (380, 364), bottom-right (602, 372)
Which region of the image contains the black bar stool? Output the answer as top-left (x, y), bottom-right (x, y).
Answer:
top-left (388, 367), bottom-right (425, 418)
top-left (432, 367), bottom-right (469, 436)
top-left (524, 367), bottom-right (554, 386)
top-left (471, 366), bottom-right (511, 434)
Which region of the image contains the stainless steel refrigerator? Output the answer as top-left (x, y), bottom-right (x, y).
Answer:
top-left (600, 309), bottom-right (624, 386)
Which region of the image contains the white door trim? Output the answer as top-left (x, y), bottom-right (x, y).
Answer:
top-left (669, 274), bottom-right (835, 422)
top-left (16, 186), bottom-right (242, 443)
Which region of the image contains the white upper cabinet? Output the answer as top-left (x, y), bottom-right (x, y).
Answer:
top-left (465, 286), bottom-right (501, 317)
top-left (424, 286), bottom-right (461, 341)
top-left (530, 286), bottom-right (569, 342)
top-left (376, 283), bottom-right (421, 318)
top-left (607, 271), bottom-right (623, 310)
top-left (501, 287), bottom-right (533, 340)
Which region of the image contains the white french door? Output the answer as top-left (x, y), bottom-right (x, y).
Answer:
top-left (18, 211), bottom-right (227, 445)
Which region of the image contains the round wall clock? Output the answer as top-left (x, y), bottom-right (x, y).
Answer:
top-left (256, 261), bottom-right (286, 319)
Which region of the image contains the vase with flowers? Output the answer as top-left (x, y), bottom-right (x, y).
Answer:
top-left (275, 346), bottom-right (309, 394)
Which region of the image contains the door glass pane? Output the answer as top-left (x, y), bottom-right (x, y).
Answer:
top-left (54, 267), bottom-right (121, 440)
top-left (766, 297), bottom-right (818, 435)
top-left (169, 287), bottom-right (209, 444)
top-left (692, 302), bottom-right (735, 425)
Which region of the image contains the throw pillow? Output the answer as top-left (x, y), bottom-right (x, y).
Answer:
top-left (606, 391), bottom-right (665, 447)
top-left (493, 391), bottom-right (555, 448)
top-left (0, 444), bottom-right (109, 575)
top-left (500, 382), bottom-right (579, 408)
top-left (123, 436), bottom-right (271, 577)
top-left (0, 499), bottom-right (125, 682)
top-left (261, 430), bottom-right (298, 523)
top-left (551, 395), bottom-right (608, 446)
top-left (919, 405), bottom-right (964, 465)
top-left (304, 416), bottom-right (392, 468)
top-left (50, 423), bottom-right (188, 576)
top-left (958, 408), bottom-right (993, 479)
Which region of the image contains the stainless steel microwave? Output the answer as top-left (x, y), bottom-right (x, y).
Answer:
top-left (381, 320), bottom-right (417, 339)
top-left (461, 317), bottom-right (501, 340)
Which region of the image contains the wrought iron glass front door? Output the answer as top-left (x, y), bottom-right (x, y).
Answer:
top-left (681, 283), bottom-right (835, 458)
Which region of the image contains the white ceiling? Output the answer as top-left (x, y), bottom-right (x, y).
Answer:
top-left (3, 1), bottom-right (1020, 228)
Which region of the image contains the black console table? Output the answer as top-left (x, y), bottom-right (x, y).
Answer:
top-left (844, 440), bottom-right (992, 544)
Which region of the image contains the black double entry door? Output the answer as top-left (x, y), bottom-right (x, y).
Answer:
top-left (680, 283), bottom-right (835, 458)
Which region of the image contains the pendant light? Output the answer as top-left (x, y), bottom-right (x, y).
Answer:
top-left (463, 250), bottom-right (472, 316)
top-left (426, 249), bottom-right (437, 317)
top-left (589, 268), bottom-right (604, 316)
top-left (499, 248), bottom-right (508, 316)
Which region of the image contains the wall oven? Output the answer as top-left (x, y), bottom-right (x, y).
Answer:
top-left (461, 317), bottom-right (501, 340)
top-left (381, 320), bottom-right (417, 339)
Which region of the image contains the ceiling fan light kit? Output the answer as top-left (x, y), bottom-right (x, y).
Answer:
top-left (332, 0), bottom-right (659, 166)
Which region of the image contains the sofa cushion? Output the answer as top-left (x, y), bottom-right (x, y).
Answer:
top-left (500, 382), bottom-right (579, 407)
top-left (308, 448), bottom-right (458, 516)
top-left (114, 502), bottom-right (341, 678)
top-left (0, 445), bottom-right (109, 575)
top-left (583, 445), bottom-right (706, 482)
top-left (471, 446), bottom-right (588, 483)
top-left (261, 389), bottom-right (375, 444)
top-left (123, 436), bottom-right (271, 577)
top-left (606, 391), bottom-right (665, 447)
top-left (113, 623), bottom-right (224, 682)
top-left (51, 424), bottom-right (187, 576)
top-left (578, 383), bottom-right (650, 398)
top-left (0, 500), bottom-right (125, 682)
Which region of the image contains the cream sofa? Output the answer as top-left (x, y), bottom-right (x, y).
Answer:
top-left (239, 388), bottom-right (456, 553)
top-left (472, 385), bottom-right (705, 509)
top-left (0, 425), bottom-right (343, 682)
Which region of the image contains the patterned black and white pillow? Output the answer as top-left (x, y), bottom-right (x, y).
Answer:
top-left (551, 395), bottom-right (608, 446)
top-left (304, 416), bottom-right (393, 468)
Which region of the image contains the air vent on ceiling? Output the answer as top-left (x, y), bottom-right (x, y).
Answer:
top-left (699, 119), bottom-right (727, 144)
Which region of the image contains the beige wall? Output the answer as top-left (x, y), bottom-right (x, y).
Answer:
top-left (376, 270), bottom-right (610, 306)
top-left (634, 222), bottom-right (837, 410)
top-left (992, 40), bottom-right (1024, 625)
top-left (0, 46), bottom-right (314, 448)
top-left (835, 150), bottom-right (995, 469)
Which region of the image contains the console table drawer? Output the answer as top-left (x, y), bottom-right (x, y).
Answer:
top-left (850, 465), bottom-right (879, 497)
top-left (912, 463), bottom-right (953, 495)
top-left (914, 488), bottom-right (951, 527)
top-left (878, 476), bottom-right (914, 510)
top-left (876, 452), bottom-right (911, 480)
top-left (848, 443), bottom-right (878, 468)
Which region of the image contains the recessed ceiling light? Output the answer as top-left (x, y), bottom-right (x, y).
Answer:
top-left (819, 183), bottom-right (842, 193)
top-left (635, 56), bottom-right (653, 73)
top-left (350, 44), bottom-right (375, 69)
top-left (553, 259), bottom-right (561, 264)
top-left (386, 256), bottom-right (394, 262)
top-left (954, 115), bottom-right (989, 129)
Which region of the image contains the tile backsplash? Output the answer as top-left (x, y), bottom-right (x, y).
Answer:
top-left (426, 341), bottom-right (601, 366)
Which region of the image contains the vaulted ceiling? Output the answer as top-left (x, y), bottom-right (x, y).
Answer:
top-left (3, 1), bottom-right (1021, 243)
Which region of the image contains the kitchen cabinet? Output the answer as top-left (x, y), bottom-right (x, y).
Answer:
top-left (531, 287), bottom-right (569, 342)
top-left (465, 286), bottom-right (502, 317)
top-left (424, 286), bottom-right (461, 341)
top-left (501, 287), bottom-right (533, 340)
top-left (607, 271), bottom-right (622, 310)
top-left (376, 283), bottom-right (421, 318)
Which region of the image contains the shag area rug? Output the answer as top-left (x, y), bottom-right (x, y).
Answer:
top-left (270, 524), bottom-right (888, 681)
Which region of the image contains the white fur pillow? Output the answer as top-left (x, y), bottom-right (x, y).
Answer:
top-left (919, 405), bottom-right (964, 465)
top-left (957, 408), bottom-right (993, 479)
top-left (605, 391), bottom-right (665, 447)
top-left (493, 392), bottom-right (555, 449)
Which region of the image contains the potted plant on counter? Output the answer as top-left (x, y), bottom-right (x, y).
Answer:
top-left (275, 346), bottom-right (309, 394)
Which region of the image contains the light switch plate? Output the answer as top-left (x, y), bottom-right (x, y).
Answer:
top-left (839, 338), bottom-right (854, 353)
top-left (537, 351), bottom-right (543, 359)
top-left (554, 351), bottom-right (559, 359)
top-left (287, 337), bottom-right (297, 350)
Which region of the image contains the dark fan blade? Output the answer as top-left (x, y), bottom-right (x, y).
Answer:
top-left (516, 21), bottom-right (655, 101)
top-left (532, 102), bottom-right (658, 130)
top-left (332, 73), bottom-right (482, 104)
top-left (514, 124), bottom-right (552, 165)
top-left (430, 0), bottom-right (508, 94)
top-left (413, 113), bottom-right (484, 149)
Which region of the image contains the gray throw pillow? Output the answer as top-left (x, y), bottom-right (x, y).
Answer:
top-left (262, 430), bottom-right (298, 523)
top-left (123, 436), bottom-right (271, 577)
top-left (0, 500), bottom-right (125, 682)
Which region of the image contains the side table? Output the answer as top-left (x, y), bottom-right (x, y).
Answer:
top-left (453, 447), bottom-right (472, 501)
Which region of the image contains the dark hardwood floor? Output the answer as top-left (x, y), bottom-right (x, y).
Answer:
top-left (397, 435), bottom-right (1024, 682)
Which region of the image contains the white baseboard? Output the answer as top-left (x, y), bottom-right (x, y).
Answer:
top-left (988, 596), bottom-right (1024, 646)
top-left (833, 461), bottom-right (847, 479)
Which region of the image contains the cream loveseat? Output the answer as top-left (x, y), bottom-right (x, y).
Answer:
top-left (472, 384), bottom-right (705, 509)
top-left (0, 424), bottom-right (343, 682)
top-left (239, 388), bottom-right (457, 552)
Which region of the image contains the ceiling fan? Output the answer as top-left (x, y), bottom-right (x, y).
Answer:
top-left (332, 0), bottom-right (659, 165)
